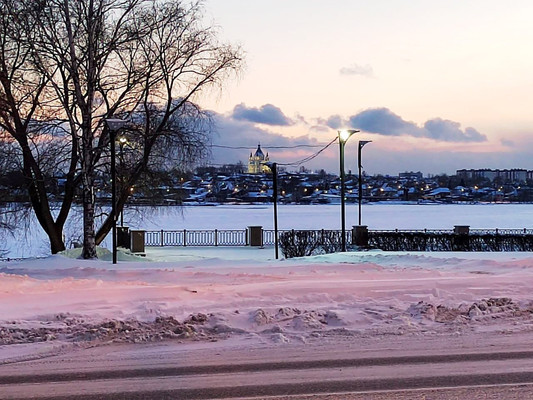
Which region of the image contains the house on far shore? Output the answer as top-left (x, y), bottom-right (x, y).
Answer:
top-left (423, 187), bottom-right (451, 201)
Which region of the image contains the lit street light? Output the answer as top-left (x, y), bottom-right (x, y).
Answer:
top-left (338, 129), bottom-right (359, 252)
top-left (358, 140), bottom-right (372, 226)
top-left (106, 118), bottom-right (127, 264)
top-left (264, 161), bottom-right (279, 259)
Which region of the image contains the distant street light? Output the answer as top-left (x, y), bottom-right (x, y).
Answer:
top-left (358, 140), bottom-right (372, 226)
top-left (106, 118), bottom-right (127, 264)
top-left (338, 129), bottom-right (359, 252)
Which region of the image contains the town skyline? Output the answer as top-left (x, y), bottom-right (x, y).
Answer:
top-left (201, 0), bottom-right (533, 175)
top-left (211, 143), bottom-right (533, 177)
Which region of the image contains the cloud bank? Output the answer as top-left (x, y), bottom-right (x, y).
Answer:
top-left (231, 103), bottom-right (293, 126)
top-left (207, 108), bottom-right (528, 175)
top-left (347, 108), bottom-right (487, 143)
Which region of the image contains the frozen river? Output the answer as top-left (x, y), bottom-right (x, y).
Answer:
top-left (4, 202), bottom-right (533, 258)
top-left (140, 202), bottom-right (533, 231)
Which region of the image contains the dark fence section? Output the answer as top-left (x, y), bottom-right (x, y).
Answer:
top-left (144, 227), bottom-right (533, 253)
top-left (368, 229), bottom-right (533, 251)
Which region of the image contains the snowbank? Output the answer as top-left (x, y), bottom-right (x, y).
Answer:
top-left (2, 247), bottom-right (533, 362)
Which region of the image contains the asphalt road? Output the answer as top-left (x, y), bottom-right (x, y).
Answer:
top-left (3, 333), bottom-right (533, 399)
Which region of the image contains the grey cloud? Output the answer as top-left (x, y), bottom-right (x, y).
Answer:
top-left (295, 113), bottom-right (309, 125)
top-left (210, 113), bottom-right (319, 166)
top-left (500, 138), bottom-right (514, 147)
top-left (231, 103), bottom-right (293, 126)
top-left (325, 115), bottom-right (343, 129)
top-left (348, 108), bottom-right (424, 137)
top-left (347, 108), bottom-right (487, 143)
top-left (339, 63), bottom-right (374, 77)
top-left (423, 118), bottom-right (486, 143)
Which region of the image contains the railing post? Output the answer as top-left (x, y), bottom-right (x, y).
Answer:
top-left (160, 229), bottom-right (164, 247)
top-left (454, 225), bottom-right (470, 235)
top-left (453, 225), bottom-right (470, 251)
top-left (248, 226), bottom-right (263, 247)
top-left (130, 230), bottom-right (145, 253)
top-left (215, 229), bottom-right (218, 246)
top-left (353, 225), bottom-right (369, 248)
top-left (184, 229), bottom-right (187, 247)
top-left (117, 227), bottom-right (130, 249)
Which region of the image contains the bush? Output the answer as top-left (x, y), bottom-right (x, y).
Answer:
top-left (279, 230), bottom-right (344, 258)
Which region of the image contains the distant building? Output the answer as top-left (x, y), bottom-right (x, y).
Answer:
top-left (457, 168), bottom-right (528, 183)
top-left (506, 169), bottom-right (527, 182)
top-left (399, 171), bottom-right (423, 181)
top-left (248, 144), bottom-right (269, 174)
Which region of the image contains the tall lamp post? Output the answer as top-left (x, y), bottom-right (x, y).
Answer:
top-left (358, 140), bottom-right (372, 226)
top-left (264, 162), bottom-right (279, 259)
top-left (338, 129), bottom-right (359, 252)
top-left (118, 136), bottom-right (128, 227)
top-left (106, 118), bottom-right (127, 264)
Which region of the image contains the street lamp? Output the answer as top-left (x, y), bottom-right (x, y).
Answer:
top-left (118, 136), bottom-right (128, 227)
top-left (358, 140), bottom-right (372, 226)
top-left (106, 118), bottom-right (127, 264)
top-left (338, 129), bottom-right (359, 252)
top-left (264, 162), bottom-right (279, 259)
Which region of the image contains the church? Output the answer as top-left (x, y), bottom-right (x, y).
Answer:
top-left (248, 144), bottom-right (269, 174)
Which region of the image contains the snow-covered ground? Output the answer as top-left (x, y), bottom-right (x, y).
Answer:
top-left (2, 244), bottom-right (533, 362)
top-left (2, 203), bottom-right (533, 363)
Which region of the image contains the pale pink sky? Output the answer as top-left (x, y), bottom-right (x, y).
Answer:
top-left (200, 1), bottom-right (533, 175)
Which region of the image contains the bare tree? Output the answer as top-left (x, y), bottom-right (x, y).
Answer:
top-left (0, 0), bottom-right (242, 258)
top-left (0, 0), bottom-right (71, 254)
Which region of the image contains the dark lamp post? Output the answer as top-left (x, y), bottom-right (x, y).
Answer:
top-left (106, 118), bottom-right (127, 264)
top-left (338, 129), bottom-right (359, 252)
top-left (358, 140), bottom-right (372, 226)
top-left (264, 161), bottom-right (279, 259)
top-left (118, 136), bottom-right (128, 227)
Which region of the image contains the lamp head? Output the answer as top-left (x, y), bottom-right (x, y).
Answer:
top-left (338, 129), bottom-right (359, 143)
top-left (118, 136), bottom-right (128, 144)
top-left (261, 161), bottom-right (277, 173)
top-left (105, 118), bottom-right (127, 131)
top-left (359, 140), bottom-right (372, 148)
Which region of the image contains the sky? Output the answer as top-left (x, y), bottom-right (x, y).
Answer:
top-left (199, 0), bottom-right (533, 176)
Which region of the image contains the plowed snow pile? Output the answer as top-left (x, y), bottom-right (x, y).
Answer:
top-left (2, 249), bottom-right (533, 360)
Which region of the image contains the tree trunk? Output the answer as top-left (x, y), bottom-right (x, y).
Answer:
top-left (20, 142), bottom-right (67, 254)
top-left (49, 226), bottom-right (66, 254)
top-left (80, 123), bottom-right (97, 259)
top-left (81, 173), bottom-right (97, 259)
